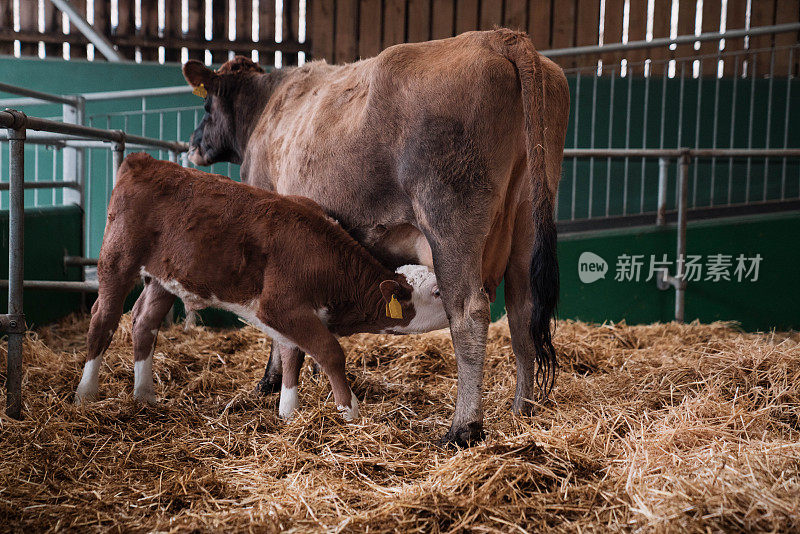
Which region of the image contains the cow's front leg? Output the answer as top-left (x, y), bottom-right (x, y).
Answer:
top-left (278, 344), bottom-right (304, 420)
top-left (255, 342), bottom-right (305, 395)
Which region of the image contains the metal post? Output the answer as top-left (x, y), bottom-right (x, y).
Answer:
top-left (675, 152), bottom-right (690, 323)
top-left (112, 139), bottom-right (125, 186)
top-left (5, 114), bottom-right (26, 419)
top-left (656, 157), bottom-right (668, 226)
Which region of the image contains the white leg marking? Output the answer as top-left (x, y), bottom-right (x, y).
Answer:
top-left (337, 389), bottom-right (360, 422)
top-left (75, 358), bottom-right (101, 403)
top-left (133, 355), bottom-right (156, 405)
top-left (279, 384), bottom-right (298, 421)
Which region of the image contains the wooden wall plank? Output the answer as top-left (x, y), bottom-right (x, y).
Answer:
top-left (283, 0), bottom-right (300, 64)
top-left (258, 0), bottom-right (276, 64)
top-left (210, 0), bottom-right (230, 63)
top-left (600, 0), bottom-right (623, 72)
top-left (504, 0), bottom-right (528, 32)
top-left (383, 0), bottom-right (407, 48)
top-left (358, 0), bottom-right (381, 58)
top-left (335, 0), bottom-right (358, 63)
top-left (625, 0), bottom-right (647, 71)
top-left (312, 0), bottom-right (334, 61)
top-left (43, 0), bottom-right (63, 58)
top-left (674, 0), bottom-right (696, 65)
top-left (750, 0), bottom-right (776, 77)
top-left (431, 0), bottom-right (454, 39)
top-left (648, 0), bottom-right (672, 76)
top-left (774, 0), bottom-right (800, 76)
top-left (163, 0), bottom-right (181, 62)
top-left (0, 0), bottom-right (12, 55)
top-left (407, 0), bottom-right (431, 42)
top-left (139, 0), bottom-right (160, 61)
top-left (234, 0), bottom-right (253, 56)
top-left (699, 0), bottom-right (722, 76)
top-left (722, 0), bottom-right (747, 75)
top-left (456, 0), bottom-right (479, 34)
top-left (18, 0), bottom-right (38, 57)
top-left (115, 0), bottom-right (137, 60)
top-left (185, 0), bottom-right (205, 61)
top-left (528, 0), bottom-right (552, 50)
top-left (575, 0), bottom-right (600, 69)
top-left (479, 0), bottom-right (502, 31)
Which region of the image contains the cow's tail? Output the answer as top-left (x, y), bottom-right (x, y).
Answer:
top-left (494, 30), bottom-right (559, 397)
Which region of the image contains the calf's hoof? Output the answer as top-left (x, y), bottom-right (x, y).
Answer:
top-left (74, 390), bottom-right (97, 405)
top-left (337, 392), bottom-right (360, 422)
top-left (440, 422), bottom-right (485, 448)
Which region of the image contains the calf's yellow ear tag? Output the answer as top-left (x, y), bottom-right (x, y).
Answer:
top-left (386, 295), bottom-right (403, 319)
top-left (192, 84), bottom-right (208, 98)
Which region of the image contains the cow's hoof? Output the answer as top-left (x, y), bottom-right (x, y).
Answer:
top-left (254, 374), bottom-right (282, 396)
top-left (512, 398), bottom-right (536, 417)
top-left (440, 422), bottom-right (485, 448)
top-left (134, 389), bottom-right (157, 405)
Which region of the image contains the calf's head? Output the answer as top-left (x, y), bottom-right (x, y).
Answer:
top-left (182, 56), bottom-right (268, 166)
top-left (380, 265), bottom-right (448, 334)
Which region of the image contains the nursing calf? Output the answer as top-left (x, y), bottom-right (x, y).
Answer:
top-left (75, 153), bottom-right (447, 421)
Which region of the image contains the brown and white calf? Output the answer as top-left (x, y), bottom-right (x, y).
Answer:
top-left (75, 153), bottom-right (447, 420)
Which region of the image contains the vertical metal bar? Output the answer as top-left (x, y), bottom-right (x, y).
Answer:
top-left (746, 55), bottom-right (757, 203)
top-left (623, 65), bottom-right (633, 215)
top-left (61, 97), bottom-right (85, 207)
top-left (656, 157), bottom-right (669, 226)
top-left (569, 70), bottom-right (581, 222)
top-left (51, 145), bottom-right (57, 205)
top-left (6, 122), bottom-right (26, 419)
top-left (604, 70), bottom-right (615, 218)
top-left (728, 54), bottom-right (740, 205)
top-left (710, 54), bottom-right (722, 207)
top-left (781, 46), bottom-right (795, 200)
top-left (640, 70), bottom-right (650, 213)
top-left (692, 58), bottom-right (703, 209)
top-left (112, 140), bottom-right (125, 186)
top-left (675, 152), bottom-right (689, 323)
top-left (763, 46), bottom-right (775, 202)
top-left (676, 61), bottom-right (687, 208)
top-left (34, 143), bottom-right (39, 206)
top-left (168, 150), bottom-right (177, 163)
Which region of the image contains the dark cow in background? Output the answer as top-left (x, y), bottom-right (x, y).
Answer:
top-left (182, 29), bottom-right (570, 446)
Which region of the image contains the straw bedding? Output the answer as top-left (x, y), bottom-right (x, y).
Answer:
top-left (1, 314), bottom-right (798, 532)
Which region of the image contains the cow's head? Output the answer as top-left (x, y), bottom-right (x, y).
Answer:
top-left (380, 265), bottom-right (448, 334)
top-left (182, 56), bottom-right (266, 166)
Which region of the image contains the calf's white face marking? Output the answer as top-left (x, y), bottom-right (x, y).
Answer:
top-left (389, 265), bottom-right (449, 334)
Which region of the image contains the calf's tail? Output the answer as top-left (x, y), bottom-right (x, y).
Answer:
top-left (494, 30), bottom-right (559, 396)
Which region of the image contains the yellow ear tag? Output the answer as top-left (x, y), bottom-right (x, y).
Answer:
top-left (386, 295), bottom-right (403, 319)
top-left (192, 84), bottom-right (208, 99)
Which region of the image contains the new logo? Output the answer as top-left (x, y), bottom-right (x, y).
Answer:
top-left (578, 252), bottom-right (608, 284)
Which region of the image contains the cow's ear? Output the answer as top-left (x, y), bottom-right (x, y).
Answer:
top-left (183, 60), bottom-right (217, 90)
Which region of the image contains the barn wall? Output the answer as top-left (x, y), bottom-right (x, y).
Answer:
top-left (555, 210), bottom-right (800, 331)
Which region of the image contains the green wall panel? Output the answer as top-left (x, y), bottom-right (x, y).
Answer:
top-left (0, 205), bottom-right (83, 326)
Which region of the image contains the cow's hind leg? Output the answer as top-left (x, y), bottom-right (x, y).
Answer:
top-left (504, 200), bottom-right (544, 415)
top-left (131, 281), bottom-right (175, 404)
top-left (76, 278), bottom-right (135, 403)
top-left (277, 344), bottom-right (304, 420)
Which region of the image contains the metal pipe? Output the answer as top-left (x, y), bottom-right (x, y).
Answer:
top-left (0, 110), bottom-right (189, 152)
top-left (0, 181), bottom-right (81, 191)
top-left (0, 280), bottom-right (99, 292)
top-left (80, 86), bottom-right (193, 102)
top-left (562, 148), bottom-right (800, 158)
top-left (543, 23), bottom-right (800, 58)
top-left (63, 256), bottom-right (98, 267)
top-left (0, 81), bottom-right (78, 106)
top-left (656, 158), bottom-right (669, 226)
top-left (5, 114), bottom-right (26, 419)
top-left (47, 0), bottom-right (123, 62)
top-left (675, 153), bottom-right (690, 323)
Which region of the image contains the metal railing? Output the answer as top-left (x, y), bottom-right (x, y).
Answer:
top-left (0, 108), bottom-right (188, 419)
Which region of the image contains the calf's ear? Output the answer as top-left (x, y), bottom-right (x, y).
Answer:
top-left (183, 60), bottom-right (217, 90)
top-left (379, 280), bottom-right (400, 305)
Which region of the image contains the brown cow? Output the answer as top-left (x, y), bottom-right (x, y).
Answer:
top-left (74, 154), bottom-right (447, 421)
top-left (182, 29), bottom-right (570, 445)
